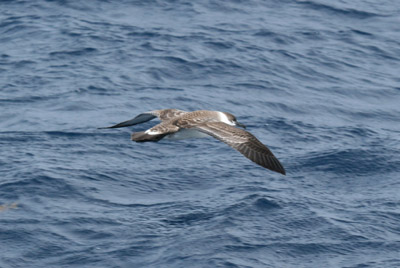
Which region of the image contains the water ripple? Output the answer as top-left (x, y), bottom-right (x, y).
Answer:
top-left (1, 0), bottom-right (400, 267)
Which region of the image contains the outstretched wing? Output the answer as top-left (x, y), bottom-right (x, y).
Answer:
top-left (194, 122), bottom-right (286, 175)
top-left (98, 109), bottom-right (187, 129)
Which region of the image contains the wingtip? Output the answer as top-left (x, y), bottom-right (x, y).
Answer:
top-left (277, 165), bottom-right (286, 175)
top-left (271, 167), bottom-right (286, 175)
top-left (98, 126), bottom-right (120, 129)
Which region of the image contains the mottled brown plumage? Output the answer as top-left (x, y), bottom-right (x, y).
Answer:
top-left (193, 122), bottom-right (285, 175)
top-left (100, 109), bottom-right (285, 175)
top-left (150, 109), bottom-right (187, 121)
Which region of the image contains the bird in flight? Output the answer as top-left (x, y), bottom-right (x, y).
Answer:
top-left (99, 109), bottom-right (285, 175)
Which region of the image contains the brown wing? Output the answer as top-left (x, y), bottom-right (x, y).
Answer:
top-left (194, 122), bottom-right (286, 175)
top-left (152, 109), bottom-right (188, 121)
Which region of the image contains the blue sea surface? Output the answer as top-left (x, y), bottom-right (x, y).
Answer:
top-left (1, 0), bottom-right (400, 267)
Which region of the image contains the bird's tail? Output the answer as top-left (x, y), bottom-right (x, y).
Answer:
top-left (131, 131), bottom-right (166, 142)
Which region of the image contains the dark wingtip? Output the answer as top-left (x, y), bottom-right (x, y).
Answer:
top-left (270, 166), bottom-right (285, 175)
top-left (98, 126), bottom-right (123, 129)
top-left (276, 163), bottom-right (286, 176)
top-left (98, 125), bottom-right (121, 129)
top-left (270, 156), bottom-right (286, 175)
top-left (97, 122), bottom-right (133, 129)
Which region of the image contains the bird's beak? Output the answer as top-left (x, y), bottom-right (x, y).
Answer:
top-left (236, 122), bottom-right (246, 129)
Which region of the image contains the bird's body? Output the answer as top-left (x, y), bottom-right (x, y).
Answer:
top-left (100, 109), bottom-right (286, 175)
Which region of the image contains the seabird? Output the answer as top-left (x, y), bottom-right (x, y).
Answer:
top-left (99, 109), bottom-right (285, 175)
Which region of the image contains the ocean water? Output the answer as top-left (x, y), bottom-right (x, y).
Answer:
top-left (1, 0), bottom-right (400, 267)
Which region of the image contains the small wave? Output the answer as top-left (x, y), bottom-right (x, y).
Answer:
top-left (0, 93), bottom-right (62, 104)
top-left (254, 197), bottom-right (282, 210)
top-left (297, 1), bottom-right (383, 19)
top-left (49, 48), bottom-right (97, 58)
top-left (0, 174), bottom-right (82, 199)
top-left (163, 210), bottom-right (215, 226)
top-left (298, 147), bottom-right (399, 176)
top-left (204, 41), bottom-right (235, 50)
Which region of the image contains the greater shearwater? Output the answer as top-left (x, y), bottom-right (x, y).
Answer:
top-left (99, 109), bottom-right (285, 175)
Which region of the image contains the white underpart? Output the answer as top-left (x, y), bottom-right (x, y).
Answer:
top-left (218, 112), bottom-right (235, 126)
top-left (165, 129), bottom-right (209, 140)
top-left (145, 129), bottom-right (161, 135)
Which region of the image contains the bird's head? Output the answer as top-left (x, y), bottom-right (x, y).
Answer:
top-left (221, 112), bottom-right (246, 129)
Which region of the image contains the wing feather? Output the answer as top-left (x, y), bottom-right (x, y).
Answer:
top-left (194, 122), bottom-right (286, 175)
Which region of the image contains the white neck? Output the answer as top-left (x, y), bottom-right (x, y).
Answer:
top-left (218, 112), bottom-right (235, 126)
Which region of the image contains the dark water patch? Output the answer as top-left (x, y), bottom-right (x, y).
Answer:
top-left (23, 242), bottom-right (70, 260)
top-left (219, 194), bottom-right (282, 218)
top-left (0, 229), bottom-right (37, 247)
top-left (139, 86), bottom-right (184, 92)
top-left (53, 254), bottom-right (104, 267)
top-left (289, 64), bottom-right (341, 83)
top-left (272, 241), bottom-right (353, 256)
top-left (126, 29), bottom-right (205, 43)
top-left (49, 47), bottom-right (97, 58)
top-left (342, 108), bottom-right (400, 123)
top-left (163, 210), bottom-right (215, 226)
top-left (360, 44), bottom-right (399, 61)
top-left (198, 25), bottom-right (248, 34)
top-left (233, 82), bottom-right (270, 90)
top-left (127, 30), bottom-right (163, 39)
top-left (173, 96), bottom-right (195, 102)
top-left (44, 131), bottom-right (97, 138)
top-left (54, 216), bottom-right (124, 229)
top-left (254, 31), bottom-right (298, 45)
top-left (271, 49), bottom-right (299, 59)
top-left (224, 185), bottom-right (280, 194)
top-left (0, 93), bottom-right (61, 104)
top-left (253, 197), bottom-right (281, 210)
top-left (66, 228), bottom-right (114, 241)
top-left (0, 15), bottom-right (40, 31)
top-left (160, 56), bottom-right (205, 69)
top-left (298, 148), bottom-right (400, 176)
top-left (297, 1), bottom-right (383, 19)
top-left (0, 175), bottom-right (82, 199)
top-left (350, 29), bottom-right (374, 37)
top-left (204, 41), bottom-right (235, 50)
top-left (86, 197), bottom-right (177, 209)
top-left (333, 126), bottom-right (378, 139)
top-left (0, 131), bottom-right (47, 143)
top-left (140, 41), bottom-right (164, 51)
top-left (43, 131), bottom-right (127, 140)
top-left (264, 118), bottom-right (314, 136)
top-left (253, 29), bottom-right (279, 38)
top-left (76, 85), bottom-right (114, 95)
top-left (13, 59), bottom-right (36, 68)
top-left (52, 101), bottom-right (97, 111)
top-left (297, 30), bottom-right (323, 41)
top-left (0, 58), bottom-right (36, 68)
